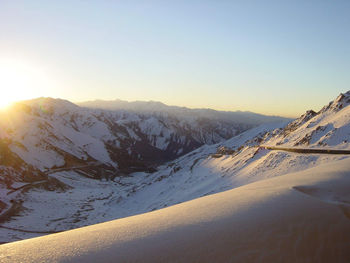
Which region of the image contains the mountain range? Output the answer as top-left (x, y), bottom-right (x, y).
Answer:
top-left (0, 92), bottom-right (349, 245)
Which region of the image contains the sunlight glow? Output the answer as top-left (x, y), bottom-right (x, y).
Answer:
top-left (0, 59), bottom-right (53, 109)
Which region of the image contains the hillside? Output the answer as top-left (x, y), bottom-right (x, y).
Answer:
top-left (1, 91), bottom-right (350, 244)
top-left (1, 157), bottom-right (349, 262)
top-left (1, 98), bottom-right (258, 173)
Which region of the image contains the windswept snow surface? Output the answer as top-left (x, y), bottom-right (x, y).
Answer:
top-left (1, 158), bottom-right (350, 262)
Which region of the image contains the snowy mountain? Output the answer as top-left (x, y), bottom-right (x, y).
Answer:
top-left (1, 91), bottom-right (350, 244)
top-left (79, 99), bottom-right (288, 125)
top-left (1, 97), bottom-right (274, 174)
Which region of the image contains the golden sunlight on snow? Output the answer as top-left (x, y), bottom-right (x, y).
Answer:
top-left (1, 158), bottom-right (349, 262)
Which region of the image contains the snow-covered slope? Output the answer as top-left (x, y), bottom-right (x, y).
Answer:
top-left (1, 91), bottom-right (350, 245)
top-left (0, 97), bottom-right (274, 173)
top-left (0, 97), bottom-right (287, 242)
top-left (106, 90), bottom-right (350, 216)
top-left (1, 157), bottom-right (350, 262)
top-left (266, 91), bottom-right (350, 148)
top-left (0, 121), bottom-right (287, 244)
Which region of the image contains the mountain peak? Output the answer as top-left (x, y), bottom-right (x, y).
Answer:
top-left (19, 97), bottom-right (79, 115)
top-left (321, 90), bottom-right (350, 113)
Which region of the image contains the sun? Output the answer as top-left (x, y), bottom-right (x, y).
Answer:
top-left (0, 59), bottom-right (52, 109)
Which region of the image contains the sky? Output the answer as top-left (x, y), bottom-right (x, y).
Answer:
top-left (0, 0), bottom-right (349, 117)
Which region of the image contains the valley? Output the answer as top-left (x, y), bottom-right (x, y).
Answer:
top-left (1, 91), bottom-right (350, 244)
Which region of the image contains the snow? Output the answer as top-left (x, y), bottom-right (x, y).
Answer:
top-left (1, 91), bottom-right (350, 250)
top-left (266, 93), bottom-right (350, 149)
top-left (1, 158), bottom-right (350, 262)
top-left (2, 119), bottom-right (348, 244)
top-left (0, 97), bottom-right (254, 171)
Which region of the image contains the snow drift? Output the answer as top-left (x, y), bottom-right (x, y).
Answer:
top-left (1, 158), bottom-right (350, 262)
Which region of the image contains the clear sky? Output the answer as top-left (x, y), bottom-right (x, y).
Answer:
top-left (0, 0), bottom-right (349, 117)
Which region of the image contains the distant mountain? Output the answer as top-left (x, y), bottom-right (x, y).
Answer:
top-left (0, 98), bottom-right (289, 175)
top-left (78, 99), bottom-right (290, 126)
top-left (2, 91), bottom-right (350, 244)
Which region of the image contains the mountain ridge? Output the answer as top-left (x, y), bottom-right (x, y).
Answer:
top-left (78, 98), bottom-right (291, 124)
top-left (1, 91), bottom-right (349, 244)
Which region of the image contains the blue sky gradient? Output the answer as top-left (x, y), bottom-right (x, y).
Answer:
top-left (0, 1), bottom-right (349, 117)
